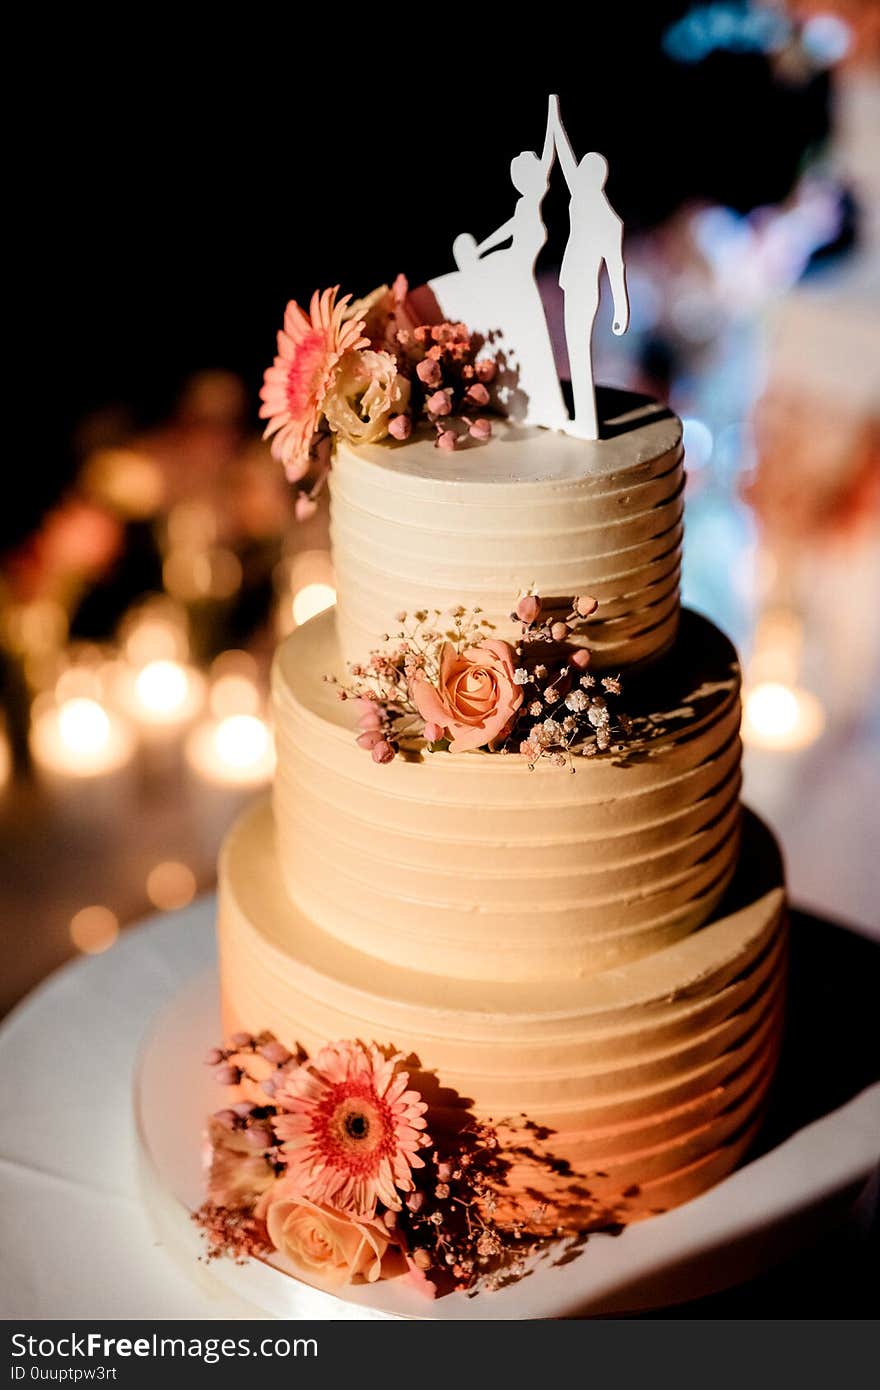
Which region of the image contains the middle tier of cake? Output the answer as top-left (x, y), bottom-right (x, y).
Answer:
top-left (272, 607), bottom-right (743, 983)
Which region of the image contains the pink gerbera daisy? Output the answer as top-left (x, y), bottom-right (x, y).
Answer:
top-left (273, 1042), bottom-right (429, 1217)
top-left (259, 287), bottom-right (368, 481)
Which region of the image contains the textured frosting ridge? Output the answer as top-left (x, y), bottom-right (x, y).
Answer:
top-left (330, 393), bottom-right (684, 672)
top-left (272, 607), bottom-right (742, 982)
top-left (218, 801), bottom-right (786, 1221)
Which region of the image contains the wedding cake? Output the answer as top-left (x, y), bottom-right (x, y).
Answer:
top-left (197, 105), bottom-right (786, 1296)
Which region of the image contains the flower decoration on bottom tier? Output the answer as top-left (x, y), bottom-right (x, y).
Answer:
top-left (195, 1034), bottom-right (634, 1297)
top-left (327, 593), bottom-right (633, 766)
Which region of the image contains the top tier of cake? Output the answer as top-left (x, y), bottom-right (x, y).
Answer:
top-left (330, 390), bottom-right (684, 672)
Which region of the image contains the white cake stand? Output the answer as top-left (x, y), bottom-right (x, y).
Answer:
top-left (135, 908), bottom-right (880, 1320)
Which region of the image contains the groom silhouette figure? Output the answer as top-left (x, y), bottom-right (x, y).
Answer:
top-left (549, 94), bottom-right (629, 440)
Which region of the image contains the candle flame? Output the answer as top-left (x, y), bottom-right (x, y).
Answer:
top-left (293, 582), bottom-right (336, 626)
top-left (742, 682), bottom-right (825, 752)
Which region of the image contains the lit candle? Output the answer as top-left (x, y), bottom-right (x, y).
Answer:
top-left (276, 549), bottom-right (335, 637)
top-left (742, 681), bottom-right (825, 752)
top-left (114, 657), bottom-right (204, 731)
top-left (29, 694), bottom-right (136, 777)
top-left (293, 581), bottom-right (336, 627)
top-left (185, 713), bottom-right (275, 787)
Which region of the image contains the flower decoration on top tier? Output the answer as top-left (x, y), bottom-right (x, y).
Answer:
top-left (327, 593), bottom-right (632, 768)
top-left (259, 287), bottom-right (370, 480)
top-left (261, 95), bottom-right (631, 517)
top-left (259, 276), bottom-right (498, 516)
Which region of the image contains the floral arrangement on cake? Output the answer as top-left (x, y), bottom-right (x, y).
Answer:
top-left (327, 593), bottom-right (632, 767)
top-left (259, 278), bottom-right (497, 519)
top-left (195, 1032), bottom-right (616, 1296)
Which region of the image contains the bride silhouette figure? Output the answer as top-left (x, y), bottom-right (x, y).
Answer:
top-left (429, 96), bottom-right (568, 429)
top-left (549, 94), bottom-right (629, 440)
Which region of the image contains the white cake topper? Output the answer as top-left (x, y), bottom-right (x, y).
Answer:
top-left (429, 95), bottom-right (629, 440)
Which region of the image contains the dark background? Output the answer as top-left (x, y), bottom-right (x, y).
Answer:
top-left (14, 5), bottom-right (830, 550)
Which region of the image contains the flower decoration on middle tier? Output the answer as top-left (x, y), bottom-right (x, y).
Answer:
top-left (327, 593), bottom-right (633, 767)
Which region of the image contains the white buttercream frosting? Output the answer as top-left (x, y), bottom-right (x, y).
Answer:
top-left (330, 394), bottom-right (684, 672)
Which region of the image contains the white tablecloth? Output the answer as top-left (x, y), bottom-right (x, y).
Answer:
top-left (0, 901), bottom-right (260, 1320)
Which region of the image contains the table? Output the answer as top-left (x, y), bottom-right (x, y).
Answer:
top-left (0, 899), bottom-right (877, 1320)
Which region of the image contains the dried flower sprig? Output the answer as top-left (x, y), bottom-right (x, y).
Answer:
top-left (394, 1118), bottom-right (539, 1294)
top-left (328, 593), bottom-right (632, 766)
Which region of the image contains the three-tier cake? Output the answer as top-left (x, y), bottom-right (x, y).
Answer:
top-left (204, 365), bottom-right (786, 1292)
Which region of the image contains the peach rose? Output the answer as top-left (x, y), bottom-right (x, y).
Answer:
top-left (410, 639), bottom-right (523, 753)
top-left (257, 1181), bottom-right (390, 1286)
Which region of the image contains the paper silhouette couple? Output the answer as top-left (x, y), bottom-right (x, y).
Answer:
top-left (429, 95), bottom-right (628, 440)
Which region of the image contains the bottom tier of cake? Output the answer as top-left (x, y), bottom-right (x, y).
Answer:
top-left (217, 801), bottom-right (786, 1229)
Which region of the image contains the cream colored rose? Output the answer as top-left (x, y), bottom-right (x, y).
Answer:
top-left (258, 1181), bottom-right (390, 1286)
top-left (323, 349), bottom-right (410, 446)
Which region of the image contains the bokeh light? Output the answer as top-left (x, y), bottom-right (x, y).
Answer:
top-left (122, 602), bottom-right (189, 665)
top-left (30, 696), bottom-right (135, 777)
top-left (58, 698), bottom-right (111, 756)
top-left (214, 714), bottom-right (270, 769)
top-left (134, 660), bottom-right (191, 717)
top-left (186, 713), bottom-right (275, 786)
top-left (69, 905), bottom-right (119, 955)
top-left (682, 417), bottom-right (714, 471)
top-left (146, 861), bottom-right (197, 911)
top-left (83, 448), bottom-right (165, 520)
top-left (802, 14), bottom-right (851, 67)
top-left (163, 547), bottom-right (243, 602)
top-left (209, 672), bottom-right (261, 719)
top-left (0, 724), bottom-right (10, 792)
top-left (742, 682), bottom-right (826, 752)
top-left (292, 582), bottom-right (336, 627)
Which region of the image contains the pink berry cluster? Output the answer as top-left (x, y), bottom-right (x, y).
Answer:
top-left (401, 321), bottom-right (496, 451)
